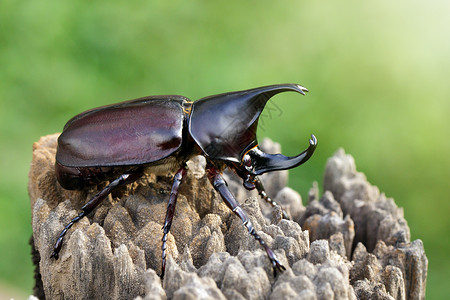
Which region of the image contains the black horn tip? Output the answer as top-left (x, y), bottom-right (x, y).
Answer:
top-left (310, 134), bottom-right (317, 146)
top-left (296, 84), bottom-right (309, 95)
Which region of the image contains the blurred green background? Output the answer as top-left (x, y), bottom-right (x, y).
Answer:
top-left (1, 0), bottom-right (448, 298)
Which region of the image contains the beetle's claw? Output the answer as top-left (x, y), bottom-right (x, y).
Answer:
top-left (50, 251), bottom-right (59, 260)
top-left (309, 134), bottom-right (317, 146)
top-left (281, 209), bottom-right (290, 220)
top-left (272, 258), bottom-right (286, 277)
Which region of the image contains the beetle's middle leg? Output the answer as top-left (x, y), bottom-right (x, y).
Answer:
top-left (50, 171), bottom-right (143, 259)
top-left (253, 176), bottom-right (290, 220)
top-left (161, 166), bottom-right (187, 278)
top-left (206, 165), bottom-right (286, 276)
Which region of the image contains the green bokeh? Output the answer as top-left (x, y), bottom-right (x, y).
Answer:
top-left (1, 1), bottom-right (448, 298)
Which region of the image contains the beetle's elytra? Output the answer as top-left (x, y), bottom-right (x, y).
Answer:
top-left (51, 84), bottom-right (317, 277)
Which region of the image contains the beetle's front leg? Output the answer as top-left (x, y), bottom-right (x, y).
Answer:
top-left (206, 165), bottom-right (286, 276)
top-left (253, 176), bottom-right (290, 220)
top-left (160, 166), bottom-right (187, 278)
top-left (231, 161), bottom-right (290, 220)
top-left (50, 171), bottom-right (143, 259)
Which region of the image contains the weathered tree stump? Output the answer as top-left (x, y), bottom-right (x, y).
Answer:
top-left (29, 134), bottom-right (427, 299)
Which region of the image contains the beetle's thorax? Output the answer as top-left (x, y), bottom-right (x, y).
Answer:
top-left (187, 84), bottom-right (309, 166)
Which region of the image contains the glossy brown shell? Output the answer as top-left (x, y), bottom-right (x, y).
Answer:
top-left (56, 95), bottom-right (190, 167)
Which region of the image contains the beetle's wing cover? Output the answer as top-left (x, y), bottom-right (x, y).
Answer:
top-left (56, 95), bottom-right (189, 167)
top-left (189, 84), bottom-right (307, 162)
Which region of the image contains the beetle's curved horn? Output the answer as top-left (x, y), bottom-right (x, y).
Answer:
top-left (248, 134), bottom-right (317, 175)
top-left (189, 84), bottom-right (309, 162)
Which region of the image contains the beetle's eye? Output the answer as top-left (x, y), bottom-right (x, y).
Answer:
top-left (243, 154), bottom-right (252, 168)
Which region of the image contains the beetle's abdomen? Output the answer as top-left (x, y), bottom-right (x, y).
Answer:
top-left (55, 162), bottom-right (145, 190)
top-left (55, 162), bottom-right (108, 190)
top-left (56, 97), bottom-right (187, 168)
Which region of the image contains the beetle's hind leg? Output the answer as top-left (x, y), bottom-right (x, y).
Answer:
top-left (206, 165), bottom-right (286, 276)
top-left (160, 166), bottom-right (187, 278)
top-left (161, 166), bottom-right (187, 278)
top-left (50, 171), bottom-right (143, 259)
top-left (253, 176), bottom-right (290, 220)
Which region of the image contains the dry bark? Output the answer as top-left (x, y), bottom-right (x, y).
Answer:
top-left (29, 134), bottom-right (427, 299)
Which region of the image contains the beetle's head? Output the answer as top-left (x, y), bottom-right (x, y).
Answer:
top-left (189, 83), bottom-right (317, 175)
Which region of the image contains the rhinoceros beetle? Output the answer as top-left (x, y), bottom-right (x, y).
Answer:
top-left (51, 83), bottom-right (317, 277)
